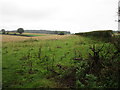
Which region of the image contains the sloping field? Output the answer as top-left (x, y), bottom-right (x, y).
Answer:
top-left (2, 33), bottom-right (119, 88)
top-left (1, 34), bottom-right (71, 42)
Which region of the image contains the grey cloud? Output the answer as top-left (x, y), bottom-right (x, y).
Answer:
top-left (1, 2), bottom-right (58, 22)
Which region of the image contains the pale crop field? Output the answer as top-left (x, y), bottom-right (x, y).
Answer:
top-left (1, 34), bottom-right (71, 42)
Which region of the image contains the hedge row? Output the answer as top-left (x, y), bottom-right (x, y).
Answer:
top-left (75, 30), bottom-right (113, 38)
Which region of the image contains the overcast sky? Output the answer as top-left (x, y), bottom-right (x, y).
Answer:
top-left (0, 0), bottom-right (118, 33)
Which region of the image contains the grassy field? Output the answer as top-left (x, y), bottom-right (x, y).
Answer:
top-left (2, 33), bottom-right (120, 88)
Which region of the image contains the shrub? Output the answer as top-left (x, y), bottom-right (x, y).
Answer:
top-left (85, 74), bottom-right (97, 88)
top-left (75, 43), bottom-right (119, 88)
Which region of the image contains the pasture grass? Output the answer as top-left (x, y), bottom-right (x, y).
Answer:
top-left (2, 34), bottom-right (119, 88)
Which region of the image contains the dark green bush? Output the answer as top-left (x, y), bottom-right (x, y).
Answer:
top-left (75, 43), bottom-right (119, 88)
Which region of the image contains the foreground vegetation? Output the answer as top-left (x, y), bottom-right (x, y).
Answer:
top-left (2, 31), bottom-right (120, 88)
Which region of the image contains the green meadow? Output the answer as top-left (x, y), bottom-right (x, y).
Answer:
top-left (2, 32), bottom-right (120, 88)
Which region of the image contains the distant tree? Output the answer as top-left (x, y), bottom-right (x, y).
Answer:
top-left (58, 32), bottom-right (64, 35)
top-left (17, 28), bottom-right (24, 34)
top-left (1, 29), bottom-right (6, 34)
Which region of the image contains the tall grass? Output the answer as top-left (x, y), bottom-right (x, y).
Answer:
top-left (2, 34), bottom-right (119, 88)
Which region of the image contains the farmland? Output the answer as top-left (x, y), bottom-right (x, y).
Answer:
top-left (2, 32), bottom-right (120, 88)
top-left (2, 33), bottom-right (70, 42)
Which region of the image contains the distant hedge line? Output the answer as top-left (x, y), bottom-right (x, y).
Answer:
top-left (75, 30), bottom-right (113, 41)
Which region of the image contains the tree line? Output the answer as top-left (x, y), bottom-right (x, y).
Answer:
top-left (1, 28), bottom-right (24, 34)
top-left (1, 28), bottom-right (66, 35)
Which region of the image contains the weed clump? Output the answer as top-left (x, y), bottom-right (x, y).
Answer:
top-left (75, 43), bottom-right (119, 88)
